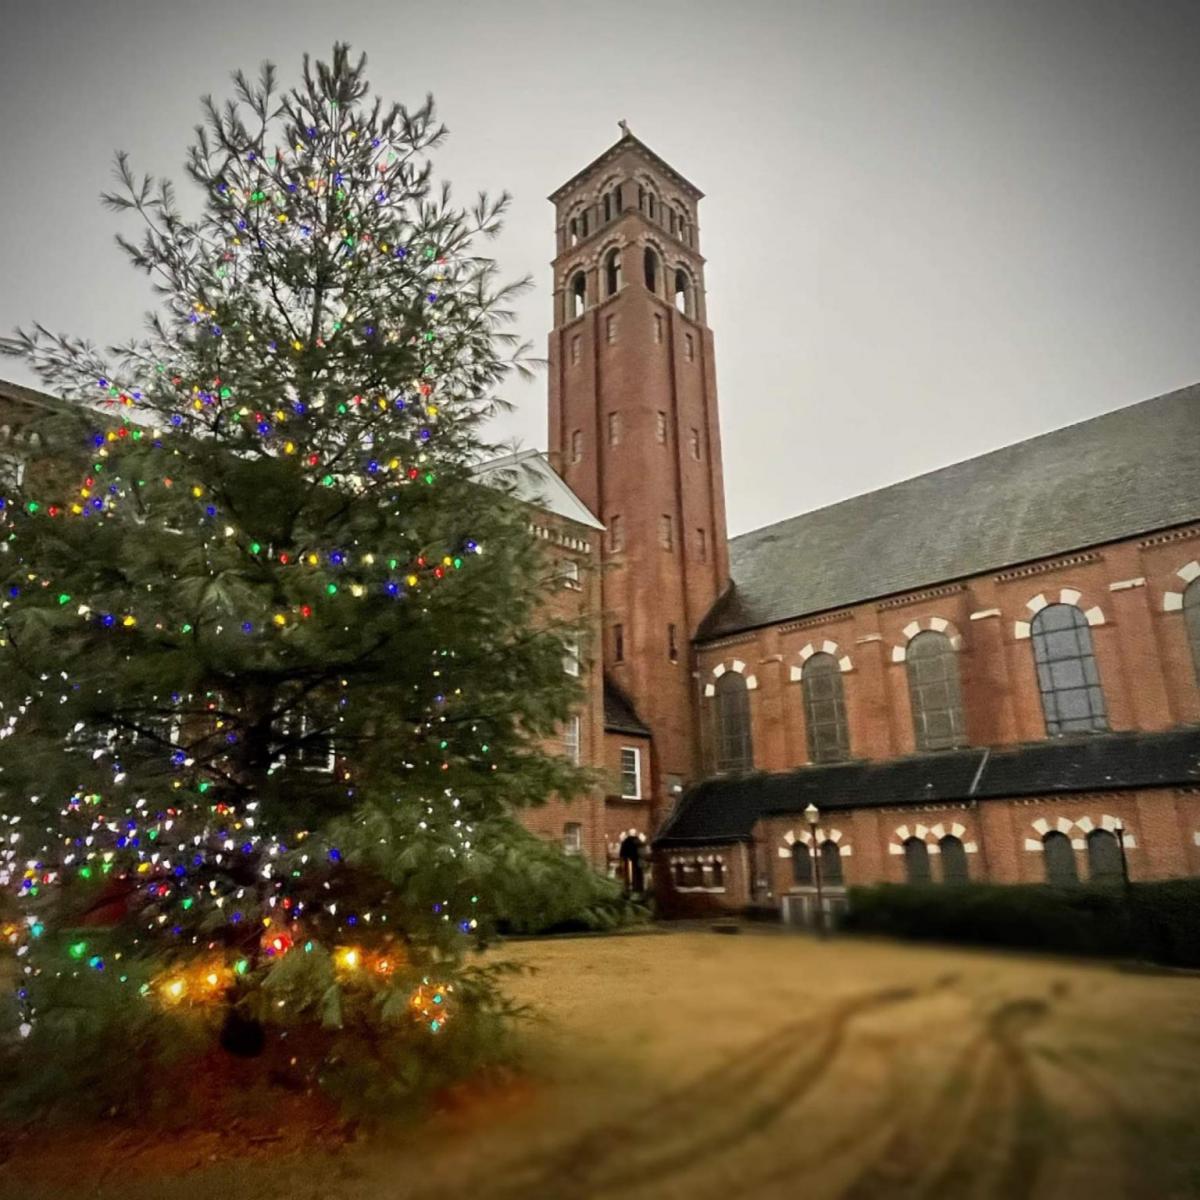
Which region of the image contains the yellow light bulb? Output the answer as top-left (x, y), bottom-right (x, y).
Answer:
top-left (206, 972), bottom-right (219, 986)
top-left (273, 613), bottom-right (286, 627)
top-left (285, 441), bottom-right (296, 455)
top-left (167, 979), bottom-right (184, 998)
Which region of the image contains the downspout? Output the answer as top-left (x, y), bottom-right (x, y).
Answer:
top-left (967, 747), bottom-right (992, 880)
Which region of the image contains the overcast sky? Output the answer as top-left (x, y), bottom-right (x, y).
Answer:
top-left (2, 0), bottom-right (1198, 536)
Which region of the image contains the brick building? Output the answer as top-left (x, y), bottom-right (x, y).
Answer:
top-left (535, 127), bottom-right (1200, 917)
top-left (3, 128), bottom-right (1199, 914)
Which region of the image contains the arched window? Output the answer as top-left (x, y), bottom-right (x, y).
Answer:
top-left (903, 837), bottom-right (931, 883)
top-left (819, 840), bottom-right (843, 886)
top-left (1185, 580), bottom-right (1200, 685)
top-left (604, 248), bottom-right (622, 297)
top-left (1042, 830), bottom-right (1078, 885)
top-left (1086, 828), bottom-right (1124, 884)
top-left (1030, 604), bottom-right (1108, 734)
top-left (673, 205), bottom-right (690, 244)
top-left (643, 247), bottom-right (660, 293)
top-left (792, 842), bottom-right (813, 886)
top-left (906, 630), bottom-right (966, 751)
top-left (939, 835), bottom-right (969, 884)
top-left (802, 653), bottom-right (850, 763)
top-left (569, 271), bottom-right (586, 319)
top-left (710, 859), bottom-right (724, 889)
top-left (713, 671), bottom-right (753, 773)
top-left (673, 268), bottom-right (694, 317)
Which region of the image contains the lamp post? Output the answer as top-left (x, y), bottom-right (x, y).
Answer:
top-left (805, 802), bottom-right (825, 939)
top-left (1114, 822), bottom-right (1131, 894)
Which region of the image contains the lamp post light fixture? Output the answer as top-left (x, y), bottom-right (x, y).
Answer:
top-left (804, 802), bottom-right (826, 939)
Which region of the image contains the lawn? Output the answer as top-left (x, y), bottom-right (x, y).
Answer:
top-left (3, 928), bottom-right (1200, 1199)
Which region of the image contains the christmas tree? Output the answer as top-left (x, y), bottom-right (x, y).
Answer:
top-left (0, 45), bottom-right (607, 1117)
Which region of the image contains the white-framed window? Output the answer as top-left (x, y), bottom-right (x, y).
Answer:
top-left (280, 710), bottom-right (336, 772)
top-left (620, 746), bottom-right (641, 799)
top-left (563, 715), bottom-right (581, 764)
top-left (563, 638), bottom-right (580, 677)
top-left (563, 822), bottom-right (583, 855)
top-left (560, 558), bottom-right (581, 590)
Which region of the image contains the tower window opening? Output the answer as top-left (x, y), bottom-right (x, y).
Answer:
top-left (570, 334), bottom-right (581, 365)
top-left (609, 515), bottom-right (624, 553)
top-left (668, 623), bottom-right (678, 662)
top-left (654, 313), bottom-right (664, 344)
top-left (604, 247), bottom-right (622, 296)
top-left (684, 333), bottom-right (695, 361)
top-left (644, 247), bottom-right (660, 294)
top-left (696, 527), bottom-right (707, 562)
top-left (689, 427), bottom-right (701, 460)
top-left (613, 623), bottom-right (624, 663)
top-left (656, 411), bottom-right (667, 443)
top-left (659, 514), bottom-right (673, 550)
top-left (570, 271), bottom-right (586, 319)
top-left (570, 429), bottom-right (583, 464)
top-left (607, 411), bottom-right (621, 446)
top-left (675, 268), bottom-right (694, 318)
top-left (606, 314), bottom-right (617, 344)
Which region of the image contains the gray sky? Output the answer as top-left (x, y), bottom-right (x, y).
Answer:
top-left (2, 0), bottom-right (1198, 536)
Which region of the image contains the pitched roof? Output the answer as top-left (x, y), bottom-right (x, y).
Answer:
top-left (548, 130), bottom-right (704, 203)
top-left (699, 383), bottom-right (1200, 639)
top-left (603, 679), bottom-right (651, 737)
top-left (654, 728), bottom-right (1200, 847)
top-left (471, 449), bottom-right (604, 530)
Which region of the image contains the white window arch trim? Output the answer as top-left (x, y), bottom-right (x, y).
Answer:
top-left (1162, 559), bottom-right (1200, 610)
top-left (788, 640), bottom-right (853, 681)
top-left (1023, 813), bottom-right (1135, 853)
top-left (887, 821), bottom-right (978, 855)
top-left (889, 617), bottom-right (965, 663)
top-left (703, 658), bottom-right (757, 697)
top-left (778, 826), bottom-right (853, 858)
top-left (1014, 589), bottom-right (1106, 639)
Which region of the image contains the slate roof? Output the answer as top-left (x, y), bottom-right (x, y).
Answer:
top-left (604, 679), bottom-right (652, 737)
top-left (654, 728), bottom-right (1200, 847)
top-left (699, 384), bottom-right (1200, 639)
top-left (471, 449), bottom-right (604, 531)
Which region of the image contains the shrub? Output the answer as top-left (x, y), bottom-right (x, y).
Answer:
top-left (844, 879), bottom-right (1200, 967)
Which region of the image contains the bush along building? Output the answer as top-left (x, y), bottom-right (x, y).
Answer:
top-left (3, 127), bottom-right (1199, 915)
top-left (538, 126), bottom-right (1200, 919)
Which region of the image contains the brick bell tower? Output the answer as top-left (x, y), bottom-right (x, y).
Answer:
top-left (547, 124), bottom-right (731, 825)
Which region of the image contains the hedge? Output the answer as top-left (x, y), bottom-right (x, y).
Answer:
top-left (843, 879), bottom-right (1200, 968)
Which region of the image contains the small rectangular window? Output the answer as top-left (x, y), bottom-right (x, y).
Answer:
top-left (570, 429), bottom-right (583, 463)
top-left (607, 412), bottom-right (621, 447)
top-left (668, 623), bottom-right (678, 662)
top-left (563, 715), bottom-right (581, 765)
top-left (659, 514), bottom-right (673, 550)
top-left (696, 528), bottom-right (707, 562)
top-left (609, 515), bottom-right (624, 553)
top-left (654, 313), bottom-right (663, 344)
top-left (613, 623), bottom-right (624, 663)
top-left (563, 638), bottom-right (580, 677)
top-left (563, 822), bottom-right (583, 855)
top-left (689, 428), bottom-right (701, 460)
top-left (570, 335), bottom-right (581, 365)
top-left (620, 747), bottom-right (641, 799)
top-left (684, 333), bottom-right (695, 362)
top-left (560, 558), bottom-right (581, 590)
top-left (656, 411), bottom-right (667, 443)
top-left (605, 314), bottom-right (617, 344)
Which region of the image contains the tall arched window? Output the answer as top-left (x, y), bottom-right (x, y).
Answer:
top-left (802, 653), bottom-right (850, 763)
top-left (713, 671), bottom-right (753, 773)
top-left (819, 840), bottom-right (843, 886)
top-left (569, 271), bottom-right (586, 319)
top-left (939, 835), bottom-right (969, 884)
top-left (792, 842), bottom-right (813, 885)
top-left (673, 268), bottom-right (694, 317)
top-left (1086, 828), bottom-right (1124, 884)
top-left (1030, 604), bottom-right (1108, 734)
top-left (604, 248), bottom-right (622, 297)
top-left (903, 837), bottom-right (931, 883)
top-left (643, 247), bottom-right (660, 294)
top-left (1185, 580), bottom-right (1200, 685)
top-left (1042, 831), bottom-right (1078, 885)
top-left (906, 630), bottom-right (966, 750)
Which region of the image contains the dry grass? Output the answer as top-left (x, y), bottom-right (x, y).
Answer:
top-left (4, 928), bottom-right (1200, 1199)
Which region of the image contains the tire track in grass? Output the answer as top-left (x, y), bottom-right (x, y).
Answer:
top-left (486, 981), bottom-right (954, 1200)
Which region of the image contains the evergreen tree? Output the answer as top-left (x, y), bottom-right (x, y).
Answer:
top-left (0, 45), bottom-right (606, 1115)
